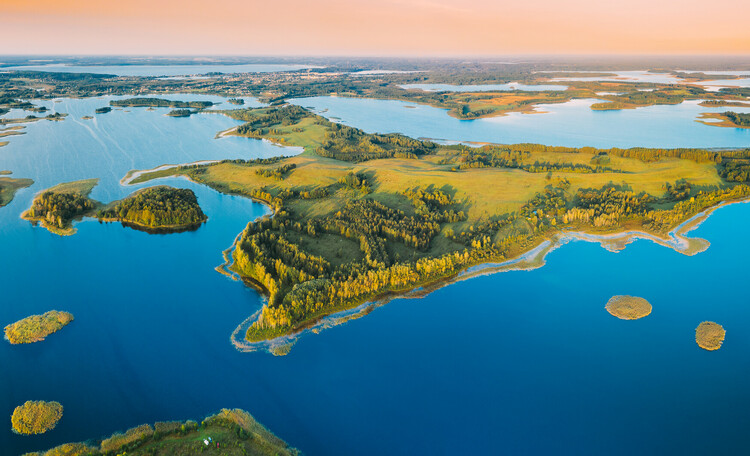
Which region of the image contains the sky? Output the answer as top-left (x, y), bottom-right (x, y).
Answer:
top-left (2, 0), bottom-right (749, 55)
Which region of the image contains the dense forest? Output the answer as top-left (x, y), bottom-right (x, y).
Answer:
top-left (98, 186), bottom-right (207, 229)
top-left (110, 98), bottom-right (214, 109)
top-left (723, 111), bottom-right (750, 127)
top-left (25, 191), bottom-right (97, 230)
top-left (316, 123), bottom-right (437, 162)
top-left (166, 109), bottom-right (194, 117)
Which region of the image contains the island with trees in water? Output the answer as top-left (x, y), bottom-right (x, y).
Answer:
top-left (22, 181), bottom-right (207, 235)
top-left (127, 103), bottom-right (750, 348)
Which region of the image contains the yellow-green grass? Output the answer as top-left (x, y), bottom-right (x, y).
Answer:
top-left (696, 112), bottom-right (750, 129)
top-left (605, 295), bottom-right (652, 320)
top-left (4, 310), bottom-right (74, 344)
top-left (225, 108), bottom-right (328, 152)
top-left (11, 401), bottom-right (63, 435)
top-left (42, 178), bottom-right (99, 196)
top-left (24, 408), bottom-right (299, 456)
top-left (696, 321), bottom-right (726, 350)
top-left (0, 176), bottom-right (34, 207)
top-left (137, 149), bottom-right (722, 227)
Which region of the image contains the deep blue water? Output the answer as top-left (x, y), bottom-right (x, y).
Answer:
top-left (2, 96), bottom-right (750, 455)
top-left (1, 64), bottom-right (314, 77)
top-left (291, 96), bottom-right (750, 148)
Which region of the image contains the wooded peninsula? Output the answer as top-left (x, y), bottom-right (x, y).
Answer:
top-left (130, 103), bottom-right (750, 344)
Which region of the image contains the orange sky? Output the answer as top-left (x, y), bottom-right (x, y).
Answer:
top-left (2, 0), bottom-right (749, 55)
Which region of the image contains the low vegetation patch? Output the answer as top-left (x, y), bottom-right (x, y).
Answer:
top-left (4, 310), bottom-right (74, 344)
top-left (695, 321), bottom-right (725, 350)
top-left (0, 175), bottom-right (33, 207)
top-left (605, 295), bottom-right (652, 320)
top-left (11, 401), bottom-right (63, 435)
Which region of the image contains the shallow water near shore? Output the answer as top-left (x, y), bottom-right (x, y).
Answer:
top-left (3, 96), bottom-right (750, 455)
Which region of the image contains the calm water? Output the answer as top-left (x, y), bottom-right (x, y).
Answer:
top-left (292, 96), bottom-right (750, 148)
top-left (400, 83), bottom-right (567, 92)
top-left (546, 70), bottom-right (684, 84)
top-left (1, 63), bottom-right (314, 77)
top-left (3, 95), bottom-right (750, 455)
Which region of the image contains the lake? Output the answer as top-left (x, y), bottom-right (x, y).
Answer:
top-left (3, 95), bottom-right (750, 455)
top-left (1, 63), bottom-right (315, 77)
top-left (291, 96), bottom-right (750, 149)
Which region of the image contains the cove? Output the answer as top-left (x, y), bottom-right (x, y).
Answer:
top-left (290, 96), bottom-right (750, 149)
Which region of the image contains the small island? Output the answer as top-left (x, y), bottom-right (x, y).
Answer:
top-left (605, 295), bottom-right (652, 320)
top-left (698, 111), bottom-right (750, 129)
top-left (698, 100), bottom-right (750, 108)
top-left (166, 108), bottom-right (194, 117)
top-left (22, 179), bottom-right (100, 235)
top-left (695, 321), bottom-right (726, 350)
top-left (98, 186), bottom-right (207, 232)
top-left (4, 310), bottom-right (74, 344)
top-left (11, 401), bottom-right (63, 435)
top-left (22, 408), bottom-right (299, 455)
top-left (94, 107), bottom-right (112, 114)
top-left (227, 98), bottom-right (245, 105)
top-left (0, 174), bottom-right (34, 207)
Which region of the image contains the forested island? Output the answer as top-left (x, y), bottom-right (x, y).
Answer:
top-left (22, 408), bottom-right (299, 456)
top-left (166, 108), bottom-right (194, 117)
top-left (127, 103), bottom-right (750, 345)
top-left (98, 186), bottom-right (207, 232)
top-left (23, 181), bottom-right (207, 234)
top-left (22, 179), bottom-right (100, 235)
top-left (4, 310), bottom-right (74, 344)
top-left (110, 97), bottom-right (214, 109)
top-left (94, 107), bottom-right (112, 114)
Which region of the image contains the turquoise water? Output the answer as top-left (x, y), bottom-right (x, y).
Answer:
top-left (292, 96), bottom-right (750, 148)
top-left (400, 83), bottom-right (567, 92)
top-left (1, 63), bottom-right (314, 77)
top-left (3, 95), bottom-right (750, 455)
